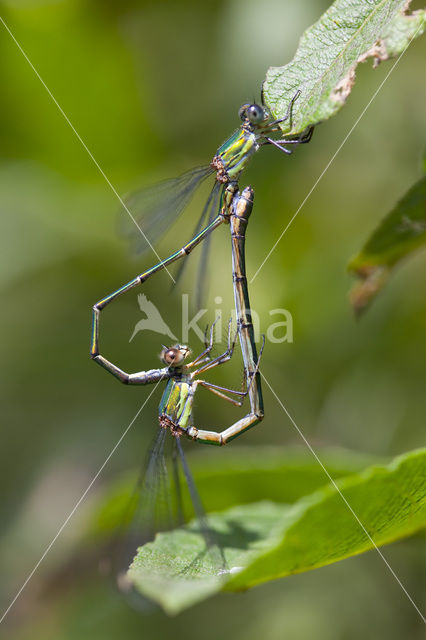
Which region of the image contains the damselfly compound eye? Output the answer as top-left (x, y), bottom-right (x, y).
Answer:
top-left (161, 344), bottom-right (190, 366)
top-left (161, 347), bottom-right (184, 366)
top-left (238, 104), bottom-right (250, 121)
top-left (247, 104), bottom-right (265, 124)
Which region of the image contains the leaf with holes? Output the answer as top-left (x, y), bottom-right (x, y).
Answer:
top-left (263, 0), bottom-right (426, 135)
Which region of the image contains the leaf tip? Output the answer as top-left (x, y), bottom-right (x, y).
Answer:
top-left (348, 264), bottom-right (389, 317)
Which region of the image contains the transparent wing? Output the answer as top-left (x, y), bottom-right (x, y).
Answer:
top-left (195, 183), bottom-right (223, 309)
top-left (113, 428), bottom-right (173, 611)
top-left (119, 165), bottom-right (214, 254)
top-left (173, 180), bottom-right (223, 296)
top-left (115, 428), bottom-right (172, 561)
top-left (175, 437), bottom-right (226, 574)
top-left (114, 429), bottom-right (226, 609)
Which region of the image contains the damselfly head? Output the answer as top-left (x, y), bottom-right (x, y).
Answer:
top-left (161, 344), bottom-right (190, 367)
top-left (238, 103), bottom-right (267, 125)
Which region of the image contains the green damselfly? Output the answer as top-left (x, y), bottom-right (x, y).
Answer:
top-left (121, 90), bottom-right (313, 299)
top-left (108, 327), bottom-right (261, 601)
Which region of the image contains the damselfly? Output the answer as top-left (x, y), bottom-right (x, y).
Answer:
top-left (92, 186), bottom-right (264, 443)
top-left (105, 325), bottom-right (262, 603)
top-left (92, 188), bottom-right (265, 600)
top-left (121, 91), bottom-right (313, 300)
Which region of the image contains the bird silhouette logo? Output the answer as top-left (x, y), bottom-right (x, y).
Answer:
top-left (129, 294), bottom-right (178, 342)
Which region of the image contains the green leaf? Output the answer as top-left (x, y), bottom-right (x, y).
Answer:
top-left (377, 7), bottom-right (426, 59)
top-left (128, 501), bottom-right (294, 615)
top-left (348, 174), bottom-right (426, 315)
top-left (263, 0), bottom-right (425, 134)
top-left (182, 446), bottom-right (378, 513)
top-left (128, 448), bottom-right (426, 614)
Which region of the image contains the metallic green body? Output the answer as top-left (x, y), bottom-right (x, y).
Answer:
top-left (215, 128), bottom-right (259, 181)
top-left (159, 374), bottom-right (194, 430)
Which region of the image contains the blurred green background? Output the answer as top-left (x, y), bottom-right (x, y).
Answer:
top-left (0, 0), bottom-right (425, 638)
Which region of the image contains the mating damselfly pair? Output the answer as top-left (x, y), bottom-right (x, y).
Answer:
top-left (91, 93), bottom-right (313, 599)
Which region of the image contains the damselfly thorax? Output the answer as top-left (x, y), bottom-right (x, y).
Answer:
top-left (212, 102), bottom-right (286, 183)
top-left (159, 375), bottom-right (194, 437)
